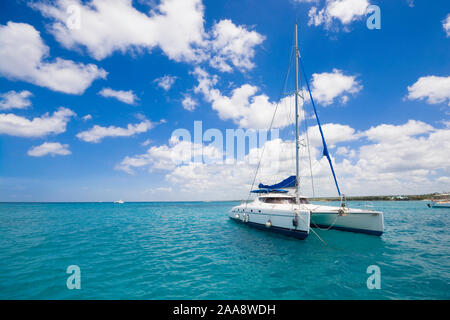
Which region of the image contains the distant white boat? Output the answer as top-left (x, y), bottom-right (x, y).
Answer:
top-left (229, 24), bottom-right (384, 239)
top-left (429, 202), bottom-right (450, 208)
top-left (114, 200), bottom-right (125, 204)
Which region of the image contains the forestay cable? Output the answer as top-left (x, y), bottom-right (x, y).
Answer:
top-left (299, 57), bottom-right (341, 197)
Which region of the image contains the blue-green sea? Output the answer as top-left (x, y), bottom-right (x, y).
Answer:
top-left (0, 201), bottom-right (448, 299)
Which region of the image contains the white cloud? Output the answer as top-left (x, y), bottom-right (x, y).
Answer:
top-left (407, 75), bottom-right (450, 106)
top-left (27, 142), bottom-right (71, 157)
top-left (209, 19), bottom-right (265, 72)
top-left (160, 137), bottom-right (324, 198)
top-left (116, 135), bottom-right (223, 174)
top-left (82, 114), bottom-right (92, 121)
top-left (353, 124), bottom-right (449, 181)
top-left (165, 162), bottom-right (253, 197)
top-left (308, 0), bottom-right (370, 30)
top-left (192, 67), bottom-right (361, 128)
top-left (336, 146), bottom-right (356, 158)
top-left (32, 0), bottom-right (264, 73)
top-left (443, 14), bottom-right (450, 37)
top-left (0, 22), bottom-right (106, 94)
top-left (0, 107), bottom-right (75, 137)
top-left (99, 88), bottom-right (138, 104)
top-left (364, 120), bottom-right (434, 142)
top-left (115, 120), bottom-right (450, 199)
top-left (310, 68), bottom-right (362, 105)
top-left (32, 0), bottom-right (207, 62)
top-left (144, 187), bottom-right (173, 194)
top-left (154, 75), bottom-right (177, 91)
top-left (0, 90), bottom-right (33, 110)
top-left (193, 67), bottom-right (297, 129)
top-left (77, 120), bottom-right (154, 143)
top-left (182, 95), bottom-right (198, 111)
top-left (307, 123), bottom-right (360, 147)
top-left (114, 124), bottom-right (357, 195)
top-left (148, 140), bottom-right (310, 198)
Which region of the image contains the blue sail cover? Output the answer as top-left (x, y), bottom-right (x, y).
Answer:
top-left (251, 189), bottom-right (288, 194)
top-left (258, 175), bottom-right (296, 189)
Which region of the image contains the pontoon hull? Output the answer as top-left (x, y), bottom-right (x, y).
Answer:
top-left (309, 210), bottom-right (384, 236)
top-left (229, 206), bottom-right (310, 240)
top-left (229, 217), bottom-right (309, 239)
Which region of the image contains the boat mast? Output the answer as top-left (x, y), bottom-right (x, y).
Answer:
top-left (294, 23), bottom-right (300, 204)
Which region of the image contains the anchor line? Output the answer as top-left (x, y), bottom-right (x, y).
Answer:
top-left (310, 211), bottom-right (340, 231)
top-left (307, 203), bottom-right (343, 231)
top-left (295, 210), bottom-right (328, 246)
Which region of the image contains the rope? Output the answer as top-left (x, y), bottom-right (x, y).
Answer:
top-left (310, 211), bottom-right (340, 231)
top-left (303, 202), bottom-right (341, 231)
top-left (295, 209), bottom-right (328, 246)
top-left (309, 225), bottom-right (329, 246)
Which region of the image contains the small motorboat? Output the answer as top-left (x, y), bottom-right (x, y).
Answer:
top-left (427, 194), bottom-right (450, 208)
top-left (428, 202), bottom-right (450, 208)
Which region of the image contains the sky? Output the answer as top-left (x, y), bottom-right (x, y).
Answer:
top-left (0, 0), bottom-right (449, 202)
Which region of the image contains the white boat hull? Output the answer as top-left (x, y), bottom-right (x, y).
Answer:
top-left (307, 204), bottom-right (384, 236)
top-left (229, 204), bottom-right (310, 240)
top-left (428, 202), bottom-right (450, 208)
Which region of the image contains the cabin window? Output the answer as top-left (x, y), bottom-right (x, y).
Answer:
top-left (259, 197), bottom-right (309, 204)
top-left (260, 197), bottom-right (296, 204)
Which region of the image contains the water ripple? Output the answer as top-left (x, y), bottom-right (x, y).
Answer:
top-left (0, 201), bottom-right (449, 299)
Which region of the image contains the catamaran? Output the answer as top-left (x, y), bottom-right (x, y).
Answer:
top-left (229, 24), bottom-right (384, 239)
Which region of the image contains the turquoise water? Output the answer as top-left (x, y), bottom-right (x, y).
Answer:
top-left (0, 201), bottom-right (448, 299)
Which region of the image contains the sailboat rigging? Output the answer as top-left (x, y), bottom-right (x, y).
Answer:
top-left (229, 24), bottom-right (384, 239)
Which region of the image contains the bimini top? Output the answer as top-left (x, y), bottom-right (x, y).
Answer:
top-left (258, 175), bottom-right (296, 189)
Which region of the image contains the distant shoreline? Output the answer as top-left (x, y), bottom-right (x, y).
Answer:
top-left (309, 194), bottom-right (437, 201)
